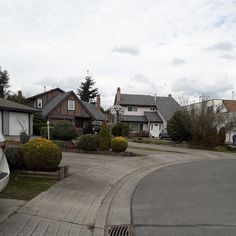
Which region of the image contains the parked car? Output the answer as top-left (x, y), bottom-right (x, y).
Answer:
top-left (0, 133), bottom-right (10, 192)
top-left (92, 121), bottom-right (102, 134)
top-left (159, 128), bottom-right (171, 139)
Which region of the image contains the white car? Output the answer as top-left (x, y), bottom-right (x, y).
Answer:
top-left (0, 133), bottom-right (10, 192)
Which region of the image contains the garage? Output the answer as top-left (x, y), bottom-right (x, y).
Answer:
top-left (0, 98), bottom-right (38, 136)
top-left (9, 112), bottom-right (29, 136)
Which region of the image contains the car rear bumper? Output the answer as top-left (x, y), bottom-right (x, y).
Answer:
top-left (0, 151), bottom-right (10, 192)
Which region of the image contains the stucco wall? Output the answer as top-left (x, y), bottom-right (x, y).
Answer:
top-left (187, 99), bottom-right (226, 113)
top-left (122, 106), bottom-right (156, 116)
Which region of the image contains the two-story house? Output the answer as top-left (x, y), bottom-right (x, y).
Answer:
top-left (26, 88), bottom-right (107, 132)
top-left (114, 87), bottom-right (180, 137)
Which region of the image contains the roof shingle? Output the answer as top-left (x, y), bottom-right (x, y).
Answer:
top-left (118, 94), bottom-right (180, 121)
top-left (81, 101), bottom-right (107, 121)
top-left (0, 98), bottom-right (38, 113)
top-left (223, 100), bottom-right (236, 112)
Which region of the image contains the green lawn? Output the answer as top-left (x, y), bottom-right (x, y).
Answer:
top-left (0, 174), bottom-right (57, 201)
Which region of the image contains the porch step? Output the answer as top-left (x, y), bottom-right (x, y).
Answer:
top-left (0, 172), bottom-right (8, 180)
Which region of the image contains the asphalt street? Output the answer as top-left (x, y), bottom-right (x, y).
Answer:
top-left (132, 159), bottom-right (236, 236)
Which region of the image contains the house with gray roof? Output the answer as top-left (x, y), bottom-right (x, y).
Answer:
top-left (0, 98), bottom-right (38, 136)
top-left (26, 88), bottom-right (106, 133)
top-left (114, 87), bottom-right (180, 137)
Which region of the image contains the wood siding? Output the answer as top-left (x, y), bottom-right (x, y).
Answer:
top-left (27, 89), bottom-right (63, 109)
top-left (50, 94), bottom-right (90, 118)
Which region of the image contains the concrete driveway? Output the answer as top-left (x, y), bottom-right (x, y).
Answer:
top-left (0, 142), bottom-right (235, 235)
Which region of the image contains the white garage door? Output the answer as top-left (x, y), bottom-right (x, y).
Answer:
top-left (9, 112), bottom-right (29, 135)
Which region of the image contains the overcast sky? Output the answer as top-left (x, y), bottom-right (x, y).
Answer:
top-left (0, 0), bottom-right (236, 108)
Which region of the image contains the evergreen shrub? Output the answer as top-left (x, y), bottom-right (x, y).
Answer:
top-left (22, 138), bottom-right (62, 171)
top-left (98, 123), bottom-right (111, 150)
top-left (111, 137), bottom-right (128, 152)
top-left (78, 134), bottom-right (99, 151)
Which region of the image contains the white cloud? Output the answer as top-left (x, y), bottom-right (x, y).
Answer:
top-left (220, 54), bottom-right (235, 59)
top-left (207, 41), bottom-right (235, 51)
top-left (171, 74), bottom-right (233, 99)
top-left (172, 58), bottom-right (187, 65)
top-left (0, 0), bottom-right (236, 108)
top-left (112, 46), bottom-right (140, 56)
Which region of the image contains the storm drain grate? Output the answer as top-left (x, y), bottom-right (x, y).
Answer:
top-left (107, 225), bottom-right (130, 236)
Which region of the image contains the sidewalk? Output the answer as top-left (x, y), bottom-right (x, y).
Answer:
top-left (0, 143), bottom-right (235, 235)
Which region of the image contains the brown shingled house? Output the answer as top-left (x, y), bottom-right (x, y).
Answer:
top-left (26, 88), bottom-right (107, 132)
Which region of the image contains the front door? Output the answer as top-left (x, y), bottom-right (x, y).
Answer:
top-left (150, 123), bottom-right (163, 137)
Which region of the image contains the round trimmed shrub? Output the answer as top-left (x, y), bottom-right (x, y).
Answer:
top-left (21, 138), bottom-right (62, 171)
top-left (111, 137), bottom-right (128, 152)
top-left (78, 134), bottom-right (99, 151)
top-left (53, 121), bottom-right (77, 141)
top-left (98, 123), bottom-right (111, 150)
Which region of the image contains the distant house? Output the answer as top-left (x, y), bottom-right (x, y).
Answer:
top-left (0, 98), bottom-right (38, 136)
top-left (114, 87), bottom-right (180, 137)
top-left (186, 99), bottom-right (236, 143)
top-left (26, 88), bottom-right (107, 132)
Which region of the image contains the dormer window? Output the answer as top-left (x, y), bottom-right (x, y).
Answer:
top-left (37, 99), bottom-right (43, 109)
top-left (68, 100), bottom-right (75, 111)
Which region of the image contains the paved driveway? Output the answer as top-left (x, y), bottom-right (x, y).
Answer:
top-left (0, 142), bottom-right (235, 235)
top-left (132, 159), bottom-right (236, 236)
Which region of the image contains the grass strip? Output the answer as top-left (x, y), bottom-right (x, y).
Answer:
top-left (0, 174), bottom-right (57, 201)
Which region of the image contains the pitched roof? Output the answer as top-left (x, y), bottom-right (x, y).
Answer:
top-left (155, 96), bottom-right (180, 121)
top-left (27, 88), bottom-right (64, 100)
top-left (223, 100), bottom-right (236, 112)
top-left (144, 112), bottom-right (162, 122)
top-left (119, 94), bottom-right (156, 106)
top-left (81, 101), bottom-right (107, 121)
top-left (120, 115), bottom-right (147, 123)
top-left (41, 92), bottom-right (72, 116)
top-left (0, 98), bottom-right (38, 113)
top-left (118, 93), bottom-right (180, 121)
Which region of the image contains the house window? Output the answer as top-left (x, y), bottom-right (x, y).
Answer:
top-left (150, 107), bottom-right (155, 111)
top-left (37, 99), bottom-right (43, 108)
top-left (129, 123), bottom-right (140, 133)
top-left (128, 106), bottom-right (138, 112)
top-left (68, 100), bottom-right (75, 111)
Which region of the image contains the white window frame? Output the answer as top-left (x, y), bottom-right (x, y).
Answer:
top-left (68, 100), bottom-right (75, 111)
top-left (37, 99), bottom-right (43, 109)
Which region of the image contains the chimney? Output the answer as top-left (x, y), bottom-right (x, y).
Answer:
top-left (96, 94), bottom-right (101, 110)
top-left (18, 90), bottom-right (22, 97)
top-left (116, 87), bottom-right (121, 105)
top-left (168, 94), bottom-right (172, 97)
top-left (154, 94), bottom-right (157, 101)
